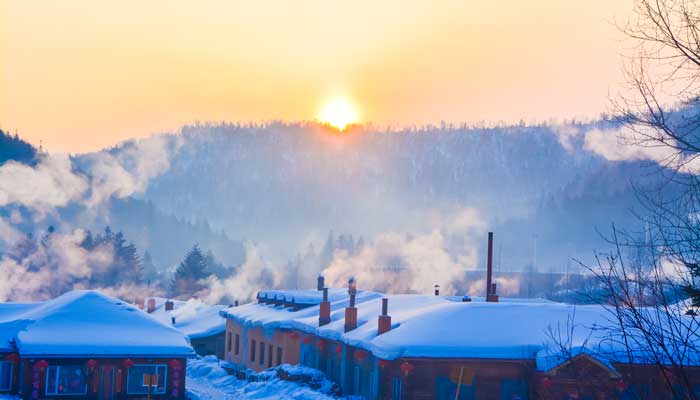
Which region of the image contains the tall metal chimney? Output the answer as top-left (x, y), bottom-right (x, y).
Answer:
top-left (486, 232), bottom-right (499, 302)
top-left (486, 232), bottom-right (494, 296)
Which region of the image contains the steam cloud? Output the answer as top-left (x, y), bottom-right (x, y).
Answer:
top-left (321, 208), bottom-right (488, 295)
top-left (0, 135), bottom-right (179, 301)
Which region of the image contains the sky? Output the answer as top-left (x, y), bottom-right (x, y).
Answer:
top-left (0, 0), bottom-right (633, 153)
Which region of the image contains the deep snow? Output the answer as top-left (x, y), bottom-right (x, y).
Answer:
top-left (186, 356), bottom-right (338, 400)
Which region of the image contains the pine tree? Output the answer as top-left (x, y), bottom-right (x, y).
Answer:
top-left (685, 262), bottom-right (700, 307)
top-left (171, 245), bottom-right (210, 297)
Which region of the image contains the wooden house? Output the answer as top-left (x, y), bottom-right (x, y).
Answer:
top-left (0, 290), bottom-right (194, 400)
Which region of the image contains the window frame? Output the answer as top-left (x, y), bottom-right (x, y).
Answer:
top-left (125, 364), bottom-right (168, 395)
top-left (250, 340), bottom-right (256, 363)
top-left (0, 361), bottom-right (13, 391)
top-left (276, 347), bottom-right (283, 366)
top-left (234, 334), bottom-right (240, 355)
top-left (267, 344), bottom-right (273, 368)
top-left (392, 377), bottom-right (403, 400)
top-left (259, 342), bottom-right (265, 366)
top-left (45, 365), bottom-right (88, 396)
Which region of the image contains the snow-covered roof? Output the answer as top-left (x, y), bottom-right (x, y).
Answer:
top-left (257, 289), bottom-right (353, 306)
top-left (221, 289), bottom-right (700, 367)
top-left (0, 302), bottom-right (42, 351)
top-left (0, 290), bottom-right (194, 357)
top-left (145, 297), bottom-right (226, 339)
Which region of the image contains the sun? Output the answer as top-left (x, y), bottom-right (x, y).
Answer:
top-left (319, 98), bottom-right (358, 130)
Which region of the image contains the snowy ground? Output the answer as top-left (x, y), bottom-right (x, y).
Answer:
top-left (186, 356), bottom-right (339, 400)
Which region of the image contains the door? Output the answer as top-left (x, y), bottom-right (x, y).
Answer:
top-left (99, 366), bottom-right (115, 400)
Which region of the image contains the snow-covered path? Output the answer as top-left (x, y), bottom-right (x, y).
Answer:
top-left (186, 356), bottom-right (338, 400)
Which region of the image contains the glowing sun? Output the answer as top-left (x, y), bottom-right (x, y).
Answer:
top-left (320, 98), bottom-right (358, 130)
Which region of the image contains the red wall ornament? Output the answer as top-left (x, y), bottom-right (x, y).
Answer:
top-left (315, 339), bottom-right (326, 350)
top-left (168, 359), bottom-right (182, 370)
top-left (615, 379), bottom-right (628, 391)
top-left (302, 336), bottom-right (313, 345)
top-left (86, 359), bottom-right (98, 369)
top-left (378, 359), bottom-right (390, 368)
top-left (335, 344), bottom-right (343, 354)
top-left (354, 350), bottom-right (367, 361)
top-left (400, 361), bottom-right (414, 376)
top-left (288, 332), bottom-right (300, 340)
top-left (3, 353), bottom-right (18, 363)
top-left (34, 360), bottom-right (48, 369)
top-left (122, 359), bottom-right (134, 369)
top-left (541, 376), bottom-right (553, 389)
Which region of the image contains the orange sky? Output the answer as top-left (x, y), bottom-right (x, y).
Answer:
top-left (0, 0), bottom-right (633, 153)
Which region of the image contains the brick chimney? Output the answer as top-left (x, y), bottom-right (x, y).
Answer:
top-left (317, 275), bottom-right (325, 291)
top-left (164, 300), bottom-right (174, 311)
top-left (234, 300), bottom-right (239, 307)
top-left (377, 298), bottom-right (391, 335)
top-left (147, 298), bottom-right (156, 313)
top-left (486, 232), bottom-right (499, 302)
top-left (434, 284), bottom-right (440, 296)
top-left (319, 288), bottom-right (331, 326)
top-left (135, 298), bottom-right (145, 309)
top-left (344, 277), bottom-right (358, 332)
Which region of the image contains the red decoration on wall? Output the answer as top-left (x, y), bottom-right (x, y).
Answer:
top-left (34, 360), bottom-right (48, 369)
top-left (302, 336), bottom-right (313, 345)
top-left (354, 350), bottom-right (367, 361)
top-left (288, 332), bottom-right (300, 340)
top-left (122, 359), bottom-right (134, 369)
top-left (541, 376), bottom-right (553, 389)
top-left (335, 344), bottom-right (343, 354)
top-left (315, 339), bottom-right (326, 350)
top-left (86, 359), bottom-right (98, 369)
top-left (169, 359), bottom-right (182, 370)
top-left (399, 361), bottom-right (414, 376)
top-left (615, 379), bottom-right (628, 391)
top-left (378, 359), bottom-right (390, 368)
top-left (3, 353), bottom-right (19, 363)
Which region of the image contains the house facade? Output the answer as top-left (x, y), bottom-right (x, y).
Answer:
top-left (220, 279), bottom-right (700, 400)
top-left (0, 290), bottom-right (194, 400)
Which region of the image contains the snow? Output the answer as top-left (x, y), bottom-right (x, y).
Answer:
top-left (146, 297), bottom-right (226, 339)
top-left (0, 302), bottom-right (42, 350)
top-left (186, 356), bottom-right (338, 400)
top-left (221, 289), bottom-right (700, 367)
top-left (258, 289), bottom-right (353, 306)
top-left (3, 290), bottom-right (194, 357)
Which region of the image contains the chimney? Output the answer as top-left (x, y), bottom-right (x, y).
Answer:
top-left (434, 284), bottom-right (440, 296)
top-left (317, 275), bottom-right (325, 291)
top-left (147, 298), bottom-right (156, 313)
top-left (135, 298), bottom-right (145, 309)
top-left (486, 232), bottom-right (493, 298)
top-left (485, 232), bottom-right (499, 302)
top-left (344, 277), bottom-right (358, 332)
top-left (488, 283), bottom-right (499, 303)
top-left (234, 300), bottom-right (239, 307)
top-left (164, 300), bottom-right (174, 311)
top-left (171, 316), bottom-right (176, 325)
top-left (319, 288), bottom-right (330, 326)
top-left (378, 298), bottom-right (391, 335)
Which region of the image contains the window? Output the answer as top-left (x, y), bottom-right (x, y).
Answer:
top-left (302, 350), bottom-right (310, 366)
top-left (353, 365), bottom-right (362, 395)
top-left (276, 347), bottom-right (283, 366)
top-left (392, 378), bottom-right (402, 400)
top-left (250, 340), bottom-right (256, 363)
top-left (126, 364), bottom-right (167, 395)
top-left (227, 332), bottom-right (232, 354)
top-left (370, 370), bottom-right (377, 399)
top-left (259, 342), bottom-right (265, 366)
top-left (45, 365), bottom-right (88, 396)
top-left (267, 344), bottom-right (273, 368)
top-left (0, 362), bottom-right (12, 391)
top-left (235, 334), bottom-right (240, 355)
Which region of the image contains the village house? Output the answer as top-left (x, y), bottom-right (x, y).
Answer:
top-left (220, 235), bottom-right (700, 400)
top-left (138, 297), bottom-right (227, 359)
top-left (0, 290), bottom-right (194, 400)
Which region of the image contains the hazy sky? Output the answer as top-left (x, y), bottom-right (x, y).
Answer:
top-left (1, 0), bottom-right (633, 153)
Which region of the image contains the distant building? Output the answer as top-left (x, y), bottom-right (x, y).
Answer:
top-left (141, 297), bottom-right (227, 359)
top-left (0, 290), bottom-right (193, 399)
top-left (220, 278), bottom-right (700, 399)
